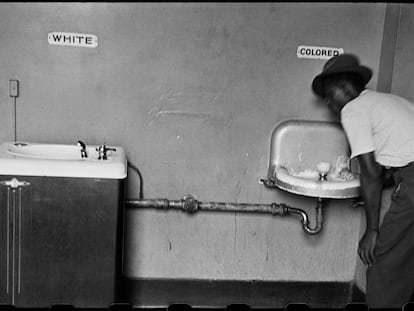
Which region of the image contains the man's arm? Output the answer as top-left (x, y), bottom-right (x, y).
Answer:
top-left (356, 151), bottom-right (383, 266)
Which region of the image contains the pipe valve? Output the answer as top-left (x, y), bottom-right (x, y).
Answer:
top-left (181, 194), bottom-right (199, 213)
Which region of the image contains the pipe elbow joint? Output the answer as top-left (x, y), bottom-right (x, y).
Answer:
top-left (302, 203), bottom-right (324, 235)
top-left (287, 201), bottom-right (324, 235)
top-left (302, 222), bottom-right (323, 235)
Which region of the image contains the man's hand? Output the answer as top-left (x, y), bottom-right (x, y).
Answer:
top-left (358, 229), bottom-right (378, 266)
top-left (356, 152), bottom-right (383, 267)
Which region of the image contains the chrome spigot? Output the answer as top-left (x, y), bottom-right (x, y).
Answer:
top-left (317, 162), bottom-right (331, 181)
top-left (77, 140), bottom-right (88, 158)
top-left (96, 144), bottom-right (116, 160)
top-left (319, 172), bottom-right (328, 181)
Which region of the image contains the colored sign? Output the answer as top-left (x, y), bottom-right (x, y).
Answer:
top-left (48, 32), bottom-right (98, 48)
top-left (297, 45), bottom-right (344, 60)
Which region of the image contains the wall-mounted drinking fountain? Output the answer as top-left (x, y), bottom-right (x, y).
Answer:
top-left (260, 119), bottom-right (362, 234)
top-left (125, 120), bottom-right (361, 236)
top-left (261, 119), bottom-right (360, 198)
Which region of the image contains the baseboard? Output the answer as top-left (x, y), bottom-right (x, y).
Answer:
top-left (120, 278), bottom-right (366, 309)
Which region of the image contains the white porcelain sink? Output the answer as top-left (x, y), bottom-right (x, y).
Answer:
top-left (0, 142), bottom-right (127, 179)
top-left (264, 120), bottom-right (360, 199)
top-left (268, 164), bottom-right (360, 198)
top-left (8, 142), bottom-right (92, 160)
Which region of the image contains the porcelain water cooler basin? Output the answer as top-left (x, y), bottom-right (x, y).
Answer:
top-left (0, 142), bottom-right (127, 179)
top-left (265, 120), bottom-right (360, 199)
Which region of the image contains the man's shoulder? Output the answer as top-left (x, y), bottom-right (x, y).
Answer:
top-left (361, 89), bottom-right (412, 104)
top-left (350, 89), bottom-right (410, 109)
top-left (342, 90), bottom-right (373, 114)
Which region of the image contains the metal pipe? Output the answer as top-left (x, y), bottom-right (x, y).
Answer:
top-left (125, 196), bottom-right (290, 216)
top-left (127, 161), bottom-right (144, 199)
top-left (197, 201), bottom-right (290, 216)
top-left (125, 195), bottom-right (325, 235)
top-left (287, 198), bottom-right (324, 235)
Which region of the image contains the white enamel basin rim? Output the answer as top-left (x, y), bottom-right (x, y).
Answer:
top-left (0, 142), bottom-right (127, 179)
top-left (271, 165), bottom-right (360, 199)
top-left (266, 120), bottom-right (361, 199)
top-left (8, 142), bottom-right (88, 160)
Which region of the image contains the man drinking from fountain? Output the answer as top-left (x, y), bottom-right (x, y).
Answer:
top-left (312, 53), bottom-right (414, 308)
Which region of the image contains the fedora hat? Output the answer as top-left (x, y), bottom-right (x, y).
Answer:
top-left (312, 54), bottom-right (372, 96)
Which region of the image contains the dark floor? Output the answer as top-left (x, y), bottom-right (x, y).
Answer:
top-left (120, 278), bottom-right (366, 310)
top-left (10, 278), bottom-right (405, 310)
top-left (6, 279), bottom-right (414, 310)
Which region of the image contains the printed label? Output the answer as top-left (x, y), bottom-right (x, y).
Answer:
top-left (48, 32), bottom-right (98, 48)
top-left (297, 45), bottom-right (344, 60)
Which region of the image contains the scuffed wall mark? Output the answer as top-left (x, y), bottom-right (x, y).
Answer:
top-left (156, 110), bottom-right (212, 119)
top-left (145, 99), bottom-right (162, 128)
top-left (233, 213), bottom-right (237, 264)
top-left (145, 91), bottom-right (183, 128)
top-left (210, 89), bottom-right (225, 106)
top-left (146, 108), bottom-right (220, 130)
top-left (158, 91), bottom-right (183, 103)
top-left (169, 241), bottom-right (173, 251)
top-left (234, 180), bottom-right (242, 200)
top-left (265, 233), bottom-right (270, 263)
top-left (145, 89), bottom-right (232, 131)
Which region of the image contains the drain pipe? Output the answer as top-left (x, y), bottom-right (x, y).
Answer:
top-left (125, 195), bottom-right (324, 235)
top-left (286, 198), bottom-right (324, 235)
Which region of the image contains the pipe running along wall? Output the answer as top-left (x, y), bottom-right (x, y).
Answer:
top-left (125, 195), bottom-right (324, 235)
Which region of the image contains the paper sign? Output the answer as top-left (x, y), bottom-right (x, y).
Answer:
top-left (48, 32), bottom-right (98, 48)
top-left (297, 45), bottom-right (344, 60)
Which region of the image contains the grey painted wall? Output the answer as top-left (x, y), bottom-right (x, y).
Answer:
top-left (392, 4), bottom-right (414, 101)
top-left (0, 3), bottom-right (387, 283)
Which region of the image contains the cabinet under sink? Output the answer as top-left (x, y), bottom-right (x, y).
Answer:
top-left (0, 142), bottom-right (127, 307)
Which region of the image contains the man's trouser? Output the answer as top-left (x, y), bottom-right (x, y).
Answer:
top-left (366, 163), bottom-right (414, 308)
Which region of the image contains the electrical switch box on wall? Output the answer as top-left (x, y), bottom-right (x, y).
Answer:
top-left (9, 80), bottom-right (19, 98)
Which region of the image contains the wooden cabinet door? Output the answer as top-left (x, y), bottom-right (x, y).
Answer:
top-left (14, 176), bottom-right (123, 308)
top-left (0, 185), bottom-right (12, 304)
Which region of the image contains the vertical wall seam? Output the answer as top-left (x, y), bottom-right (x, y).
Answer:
top-left (233, 213), bottom-right (237, 267)
top-left (390, 4), bottom-right (403, 92)
top-left (376, 3), bottom-right (402, 93)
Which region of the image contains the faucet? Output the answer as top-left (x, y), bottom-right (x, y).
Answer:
top-left (96, 144), bottom-right (116, 160)
top-left (77, 140), bottom-right (88, 158)
top-left (317, 162), bottom-right (331, 181)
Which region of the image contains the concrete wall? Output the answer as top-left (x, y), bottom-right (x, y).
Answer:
top-left (0, 3), bottom-right (387, 282)
top-left (391, 4), bottom-right (414, 101)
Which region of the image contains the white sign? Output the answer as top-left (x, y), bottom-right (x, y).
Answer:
top-left (297, 45), bottom-right (344, 60)
top-left (48, 32), bottom-right (98, 48)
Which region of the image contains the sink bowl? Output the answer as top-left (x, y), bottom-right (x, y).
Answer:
top-left (268, 165), bottom-right (360, 198)
top-left (264, 120), bottom-right (360, 199)
top-left (8, 142), bottom-right (94, 160)
top-left (0, 142), bottom-right (127, 179)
